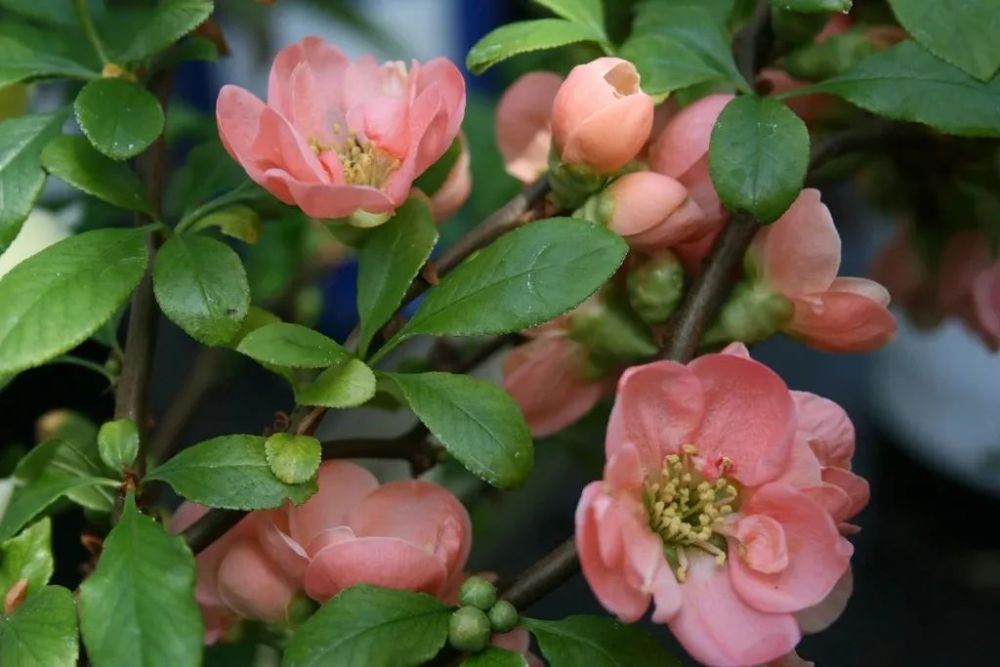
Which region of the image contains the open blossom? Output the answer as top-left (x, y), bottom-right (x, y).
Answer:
top-left (217, 36), bottom-right (465, 223)
top-left (171, 461), bottom-right (471, 643)
top-left (748, 189), bottom-right (896, 352)
top-left (576, 345), bottom-right (864, 666)
top-left (495, 71), bottom-right (562, 183)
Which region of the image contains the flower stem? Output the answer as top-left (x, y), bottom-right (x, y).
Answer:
top-left (73, 0), bottom-right (109, 65)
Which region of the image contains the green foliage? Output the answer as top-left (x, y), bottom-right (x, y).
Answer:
top-left (97, 418), bottom-right (140, 470)
top-left (797, 40), bottom-right (1000, 137)
top-left (237, 323), bottom-right (350, 369)
top-left (462, 648), bottom-right (528, 667)
top-left (356, 199), bottom-right (438, 357)
top-left (110, 0), bottom-right (215, 63)
top-left (264, 433), bottom-right (322, 485)
top-left (0, 518), bottom-right (53, 597)
top-left (380, 372), bottom-right (533, 488)
top-left (532, 0), bottom-right (607, 40)
top-left (0, 110), bottom-right (67, 253)
top-left (768, 0), bottom-right (851, 12)
top-left (0, 228), bottom-right (148, 375)
top-left (709, 95), bottom-right (809, 223)
top-left (888, 0), bottom-right (1000, 82)
top-left (0, 470), bottom-right (109, 541)
top-left (0, 36), bottom-right (98, 88)
top-left (0, 0), bottom-right (102, 25)
top-left (449, 606), bottom-right (491, 653)
top-left (79, 494), bottom-right (203, 667)
top-left (282, 585), bottom-right (452, 667)
top-left (296, 359), bottom-right (377, 409)
top-left (466, 19), bottom-right (603, 75)
top-left (41, 135), bottom-right (154, 214)
top-left (190, 204), bottom-right (261, 243)
top-left (147, 434), bottom-right (316, 509)
top-left (523, 616), bottom-right (680, 666)
top-left (153, 234), bottom-right (250, 346)
top-left (75, 79), bottom-right (165, 160)
top-left (0, 585), bottom-right (78, 667)
top-left (782, 30), bottom-right (877, 81)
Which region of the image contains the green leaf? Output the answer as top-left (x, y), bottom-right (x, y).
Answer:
top-left (79, 494), bottom-right (202, 667)
top-left (795, 40), bottom-right (1000, 137)
top-left (0, 111), bottom-right (67, 253)
top-left (356, 199), bottom-right (438, 357)
top-left (74, 78), bottom-right (165, 161)
top-left (12, 440), bottom-right (63, 483)
top-left (47, 423), bottom-right (116, 513)
top-left (0, 36), bottom-right (98, 88)
top-left (888, 0), bottom-right (1000, 81)
top-left (282, 585), bottom-right (451, 667)
top-left (0, 585), bottom-right (78, 667)
top-left (768, 0), bottom-right (851, 12)
top-left (111, 0), bottom-right (215, 63)
top-left (382, 219), bottom-right (627, 355)
top-left (0, 472), bottom-right (109, 541)
top-left (782, 30), bottom-right (877, 81)
top-left (264, 434), bottom-right (321, 485)
top-left (190, 204), bottom-right (261, 244)
top-left (237, 323), bottom-right (350, 369)
top-left (462, 647), bottom-right (529, 667)
top-left (709, 95), bottom-right (809, 223)
top-left (621, 34), bottom-right (728, 97)
top-left (153, 234), bottom-right (250, 346)
top-left (297, 359), bottom-right (377, 409)
top-left (0, 0), bottom-right (102, 25)
top-left (532, 0), bottom-right (607, 39)
top-left (41, 135), bottom-right (153, 214)
top-left (0, 227), bottom-right (148, 375)
top-left (523, 616), bottom-right (680, 667)
top-left (146, 434), bottom-right (316, 509)
top-left (381, 372), bottom-right (533, 488)
top-left (97, 418), bottom-right (140, 470)
top-left (0, 518), bottom-right (53, 597)
top-left (467, 19), bottom-right (602, 75)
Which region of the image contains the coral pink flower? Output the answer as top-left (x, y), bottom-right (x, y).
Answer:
top-left (257, 461), bottom-right (472, 603)
top-left (551, 58), bottom-right (654, 174)
top-left (937, 230), bottom-right (1000, 349)
top-left (748, 189), bottom-right (896, 352)
top-left (492, 628), bottom-right (544, 667)
top-left (428, 137), bottom-right (471, 220)
top-left (602, 171), bottom-right (711, 252)
top-left (577, 348), bottom-right (861, 666)
top-left (217, 36), bottom-right (465, 223)
top-left (495, 72), bottom-right (562, 183)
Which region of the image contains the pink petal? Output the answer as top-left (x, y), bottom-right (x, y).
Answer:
top-left (429, 139), bottom-right (471, 220)
top-left (750, 189), bottom-right (840, 297)
top-left (216, 539), bottom-right (296, 622)
top-left (677, 155), bottom-right (728, 230)
top-left (267, 36), bottom-right (349, 120)
top-left (829, 277), bottom-right (890, 307)
top-left (821, 467), bottom-right (869, 523)
top-left (626, 197), bottom-right (710, 252)
top-left (650, 94), bottom-right (733, 179)
top-left (667, 552), bottom-right (801, 667)
top-left (603, 444), bottom-right (646, 495)
top-left (791, 391), bottom-right (855, 468)
top-left (288, 460), bottom-right (379, 548)
top-left (794, 567), bottom-right (853, 634)
top-left (283, 180), bottom-right (397, 218)
top-left (495, 72), bottom-right (562, 182)
top-left (687, 354), bottom-right (796, 487)
top-left (729, 483), bottom-right (852, 614)
top-left (411, 57), bottom-right (467, 174)
top-left (606, 360), bottom-right (705, 473)
top-left (787, 291), bottom-right (896, 352)
top-left (720, 342), bottom-right (751, 358)
top-left (970, 263), bottom-right (1000, 349)
top-left (254, 508), bottom-right (309, 581)
top-left (730, 514), bottom-right (789, 574)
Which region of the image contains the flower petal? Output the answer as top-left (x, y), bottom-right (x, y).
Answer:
top-left (794, 567), bottom-right (853, 634)
top-left (288, 461), bottom-right (379, 548)
top-left (787, 291), bottom-right (896, 352)
top-left (650, 94), bottom-right (732, 179)
top-left (496, 72), bottom-right (562, 183)
top-left (216, 539), bottom-right (296, 622)
top-left (791, 391), bottom-right (855, 468)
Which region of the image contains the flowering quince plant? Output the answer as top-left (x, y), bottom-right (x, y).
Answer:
top-left (0, 1), bottom-right (997, 667)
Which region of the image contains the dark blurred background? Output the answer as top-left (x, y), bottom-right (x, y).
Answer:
top-left (2, 1), bottom-right (999, 665)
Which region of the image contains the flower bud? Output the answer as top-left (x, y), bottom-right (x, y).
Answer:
top-left (551, 57), bottom-right (654, 174)
top-left (488, 600), bottom-right (519, 633)
top-left (702, 282), bottom-right (794, 348)
top-left (627, 252), bottom-right (685, 324)
top-left (570, 293), bottom-right (659, 375)
top-left (449, 606), bottom-right (491, 653)
top-left (459, 576), bottom-right (497, 611)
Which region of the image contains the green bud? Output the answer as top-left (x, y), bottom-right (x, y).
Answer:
top-left (294, 286), bottom-right (324, 328)
top-left (702, 281), bottom-right (794, 348)
top-left (347, 210), bottom-right (391, 228)
top-left (487, 600), bottom-right (519, 633)
top-left (573, 188), bottom-right (614, 227)
top-left (570, 292), bottom-right (659, 377)
top-left (783, 30), bottom-right (876, 82)
top-left (547, 152), bottom-right (607, 210)
top-left (449, 606), bottom-right (491, 653)
top-left (459, 575), bottom-right (497, 611)
top-left (627, 253), bottom-right (685, 324)
top-left (264, 433), bottom-right (321, 484)
top-left (97, 418), bottom-right (140, 470)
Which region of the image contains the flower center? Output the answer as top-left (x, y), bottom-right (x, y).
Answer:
top-left (643, 445), bottom-right (740, 582)
top-left (310, 124), bottom-right (400, 188)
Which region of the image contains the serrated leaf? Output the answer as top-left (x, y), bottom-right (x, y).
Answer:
top-left (0, 227), bottom-right (148, 375)
top-left (0, 585), bottom-right (78, 667)
top-left (0, 0), bottom-right (102, 24)
top-left (190, 204), bottom-right (261, 243)
top-left (146, 434), bottom-right (316, 509)
top-left (297, 359), bottom-right (376, 409)
top-left (356, 199), bottom-right (438, 357)
top-left (0, 111), bottom-right (67, 254)
top-left (888, 0), bottom-right (1000, 81)
top-left (381, 219), bottom-right (627, 356)
top-left (709, 95), bottom-right (809, 223)
top-left (794, 40), bottom-right (1000, 137)
top-left (79, 494), bottom-right (202, 667)
top-left (467, 19), bottom-right (602, 75)
top-left (41, 135), bottom-right (154, 214)
top-left (0, 36), bottom-right (98, 88)
top-left (0, 518), bottom-right (53, 596)
top-left (621, 34), bottom-right (727, 97)
top-left (532, 0), bottom-right (607, 40)
top-left (153, 234), bottom-right (250, 346)
top-left (0, 471), bottom-right (109, 541)
top-left (524, 616), bottom-right (680, 667)
top-left (462, 647), bottom-right (529, 667)
top-left (282, 585), bottom-right (451, 667)
top-left (111, 0), bottom-right (214, 63)
top-left (75, 78), bottom-right (165, 160)
top-left (381, 372), bottom-right (533, 488)
top-left (264, 433), bottom-right (321, 485)
top-left (98, 418), bottom-right (140, 470)
top-left (237, 323), bottom-right (350, 369)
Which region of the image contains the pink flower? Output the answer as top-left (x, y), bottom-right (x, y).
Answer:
top-left (748, 189), bottom-right (896, 352)
top-left (495, 72), bottom-right (562, 183)
top-left (502, 319), bottom-right (611, 437)
top-left (576, 347), bottom-right (861, 666)
top-left (602, 171), bottom-right (711, 252)
top-left (428, 136), bottom-right (472, 221)
top-left (551, 58), bottom-right (654, 174)
top-left (938, 230), bottom-right (1000, 349)
top-left (216, 36), bottom-right (465, 223)
top-left (492, 628), bottom-right (544, 667)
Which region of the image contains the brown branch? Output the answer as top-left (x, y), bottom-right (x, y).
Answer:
top-left (733, 0), bottom-right (773, 86)
top-left (181, 508), bottom-right (246, 554)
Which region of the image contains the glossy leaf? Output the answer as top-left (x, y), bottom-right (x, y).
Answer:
top-left (0, 472), bottom-right (108, 541)
top-left (112, 0), bottom-right (215, 63)
top-left (532, 0), bottom-right (606, 39)
top-left (462, 647), bottom-right (528, 667)
top-left (709, 95), bottom-right (809, 223)
top-left (0, 585), bottom-right (78, 667)
top-left (0, 0), bottom-right (102, 25)
top-left (97, 418), bottom-right (140, 470)
top-left (356, 199), bottom-right (438, 357)
top-left (79, 494), bottom-right (202, 667)
top-left (0, 111), bottom-right (67, 253)
top-left (381, 372), bottom-right (533, 488)
top-left (296, 359), bottom-right (377, 409)
top-left (282, 585), bottom-right (451, 667)
top-left (524, 616), bottom-right (680, 667)
top-left (467, 19), bottom-right (601, 75)
top-left (621, 34), bottom-right (727, 97)
top-left (888, 0), bottom-right (1000, 81)
top-left (237, 323), bottom-right (350, 369)
top-left (0, 518), bottom-right (53, 596)
top-left (768, 0), bottom-right (851, 12)
top-left (74, 79), bottom-right (165, 160)
top-left (190, 204), bottom-right (261, 244)
top-left (0, 36), bottom-right (97, 88)
top-left (0, 228), bottom-right (148, 375)
top-left (264, 434), bottom-right (321, 485)
top-left (41, 135), bottom-right (153, 214)
top-left (146, 434), bottom-right (316, 509)
top-left (153, 234), bottom-right (250, 346)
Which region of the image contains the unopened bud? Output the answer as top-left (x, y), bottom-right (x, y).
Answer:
top-left (101, 63), bottom-right (135, 81)
top-left (627, 252), bottom-right (685, 324)
top-left (98, 418), bottom-right (140, 470)
top-left (459, 576), bottom-right (497, 611)
top-left (487, 600), bottom-right (519, 633)
top-left (702, 282), bottom-right (794, 348)
top-left (570, 293), bottom-right (658, 375)
top-left (449, 606), bottom-right (491, 653)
